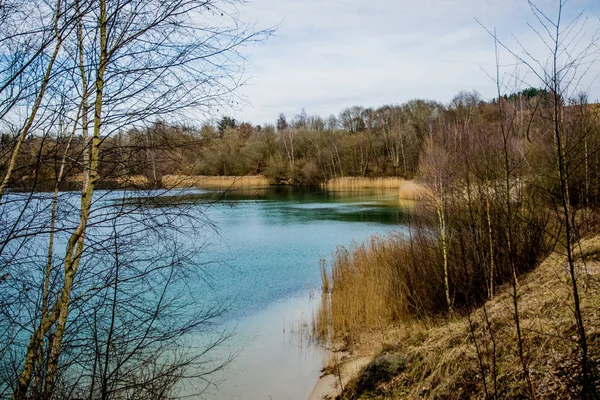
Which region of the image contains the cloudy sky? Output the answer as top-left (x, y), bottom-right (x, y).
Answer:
top-left (231, 0), bottom-right (600, 125)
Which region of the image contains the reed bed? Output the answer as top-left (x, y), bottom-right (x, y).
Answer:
top-left (397, 180), bottom-right (430, 200)
top-left (315, 198), bottom-right (551, 342)
top-left (323, 177), bottom-right (429, 200)
top-left (63, 174), bottom-right (152, 189)
top-left (317, 235), bottom-right (426, 341)
top-left (116, 175), bottom-right (150, 186)
top-left (162, 174), bottom-right (269, 188)
top-left (324, 177), bottom-right (405, 190)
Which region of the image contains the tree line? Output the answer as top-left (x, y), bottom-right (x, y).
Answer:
top-left (3, 89), bottom-right (582, 189)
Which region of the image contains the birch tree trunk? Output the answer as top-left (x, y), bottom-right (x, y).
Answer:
top-left (43, 0), bottom-right (108, 395)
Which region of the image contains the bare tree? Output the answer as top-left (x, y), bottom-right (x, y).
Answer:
top-left (481, 1), bottom-right (599, 396)
top-left (0, 0), bottom-right (270, 398)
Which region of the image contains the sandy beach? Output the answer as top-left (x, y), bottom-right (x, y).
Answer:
top-left (307, 357), bottom-right (370, 400)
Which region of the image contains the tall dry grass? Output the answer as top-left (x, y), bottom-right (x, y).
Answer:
top-left (162, 174), bottom-right (269, 188)
top-left (324, 177), bottom-right (429, 200)
top-left (318, 234), bottom-right (438, 340)
top-left (324, 177), bottom-right (405, 190)
top-left (64, 174), bottom-right (152, 187)
top-left (329, 238), bottom-right (406, 333)
top-left (116, 175), bottom-right (150, 186)
top-left (397, 180), bottom-right (430, 200)
top-left (337, 235), bottom-right (600, 399)
top-left (315, 198), bottom-right (552, 342)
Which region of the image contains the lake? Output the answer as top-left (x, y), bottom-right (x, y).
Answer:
top-left (178, 187), bottom-right (410, 400)
top-left (0, 186), bottom-right (409, 400)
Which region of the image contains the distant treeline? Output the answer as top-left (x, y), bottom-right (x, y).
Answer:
top-left (2, 88), bottom-right (599, 190)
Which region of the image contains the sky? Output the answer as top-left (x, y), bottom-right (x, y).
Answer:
top-left (231, 0), bottom-right (600, 125)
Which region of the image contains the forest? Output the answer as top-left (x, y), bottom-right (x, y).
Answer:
top-left (5, 89), bottom-right (592, 189)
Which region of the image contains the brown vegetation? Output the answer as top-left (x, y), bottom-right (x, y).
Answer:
top-left (324, 177), bottom-right (406, 190)
top-left (162, 174), bottom-right (269, 189)
top-left (319, 235), bottom-right (600, 399)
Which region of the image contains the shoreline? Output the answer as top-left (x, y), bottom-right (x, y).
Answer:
top-left (163, 175), bottom-right (422, 193)
top-left (307, 373), bottom-right (337, 400)
top-left (162, 175), bottom-right (428, 201)
top-left (13, 175), bottom-right (428, 201)
top-left (307, 355), bottom-right (371, 400)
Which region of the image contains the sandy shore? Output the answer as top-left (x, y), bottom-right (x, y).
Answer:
top-left (307, 356), bottom-right (370, 400)
top-left (307, 374), bottom-right (337, 400)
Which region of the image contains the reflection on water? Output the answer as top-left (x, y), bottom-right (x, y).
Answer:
top-left (175, 186), bottom-right (411, 399)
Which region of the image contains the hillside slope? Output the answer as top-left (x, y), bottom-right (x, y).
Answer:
top-left (320, 236), bottom-right (600, 399)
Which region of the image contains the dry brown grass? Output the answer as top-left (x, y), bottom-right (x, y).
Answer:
top-left (65, 173), bottom-right (151, 188)
top-left (161, 174), bottom-right (269, 188)
top-left (322, 236), bottom-right (600, 399)
top-left (397, 181), bottom-right (430, 200)
top-left (324, 177), bottom-right (406, 190)
top-left (323, 178), bottom-right (429, 201)
top-left (320, 236), bottom-right (413, 340)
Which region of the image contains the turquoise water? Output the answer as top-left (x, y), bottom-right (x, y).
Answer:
top-left (181, 187), bottom-right (410, 400)
top-left (0, 186), bottom-right (409, 400)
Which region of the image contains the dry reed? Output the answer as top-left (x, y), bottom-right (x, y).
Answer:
top-left (324, 177), bottom-right (430, 201)
top-left (397, 180), bottom-right (430, 200)
top-left (162, 174), bottom-right (269, 188)
top-left (324, 177), bottom-right (405, 190)
top-left (318, 236), bottom-right (417, 340)
top-left (116, 175), bottom-right (150, 186)
top-left (315, 196), bottom-right (550, 344)
top-left (336, 237), bottom-right (600, 399)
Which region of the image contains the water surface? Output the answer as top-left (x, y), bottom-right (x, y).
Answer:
top-left (182, 187), bottom-right (409, 400)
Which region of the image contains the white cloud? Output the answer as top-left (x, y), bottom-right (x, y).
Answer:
top-left (229, 0), bottom-right (600, 125)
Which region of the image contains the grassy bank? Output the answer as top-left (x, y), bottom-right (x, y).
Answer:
top-left (165, 175), bottom-right (414, 191)
top-left (313, 234), bottom-right (600, 399)
top-left (315, 195), bottom-right (551, 338)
